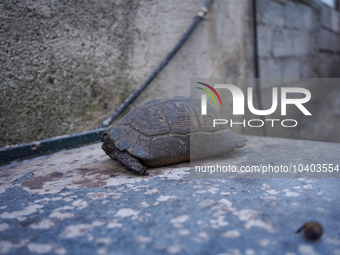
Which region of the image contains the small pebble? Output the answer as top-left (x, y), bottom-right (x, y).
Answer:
top-left (296, 221), bottom-right (323, 240)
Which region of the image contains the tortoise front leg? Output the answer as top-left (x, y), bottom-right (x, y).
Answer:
top-left (109, 148), bottom-right (148, 176)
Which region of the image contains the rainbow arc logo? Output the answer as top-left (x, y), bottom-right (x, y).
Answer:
top-left (196, 82), bottom-right (223, 113)
top-left (196, 82), bottom-right (223, 106)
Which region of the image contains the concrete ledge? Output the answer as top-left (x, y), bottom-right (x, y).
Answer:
top-left (0, 136), bottom-right (339, 254)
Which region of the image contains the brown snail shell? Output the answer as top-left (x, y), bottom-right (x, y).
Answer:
top-left (296, 221), bottom-right (323, 240)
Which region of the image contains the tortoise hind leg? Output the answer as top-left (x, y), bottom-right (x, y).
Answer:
top-left (102, 134), bottom-right (148, 175)
top-left (107, 148), bottom-right (148, 176)
top-left (110, 149), bottom-right (148, 176)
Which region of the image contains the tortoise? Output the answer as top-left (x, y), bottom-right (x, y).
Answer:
top-left (102, 96), bottom-right (246, 175)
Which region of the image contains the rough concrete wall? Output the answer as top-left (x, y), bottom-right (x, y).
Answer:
top-left (1, 0), bottom-right (142, 146)
top-left (255, 0), bottom-right (340, 142)
top-left (0, 0), bottom-right (253, 146)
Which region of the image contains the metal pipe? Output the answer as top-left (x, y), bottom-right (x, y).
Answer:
top-left (0, 128), bottom-right (106, 164)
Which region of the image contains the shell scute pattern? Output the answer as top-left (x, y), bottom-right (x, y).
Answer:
top-left (102, 97), bottom-right (246, 175)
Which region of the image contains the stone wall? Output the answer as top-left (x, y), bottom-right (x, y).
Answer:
top-left (254, 0), bottom-right (340, 142)
top-left (319, 1), bottom-right (340, 76)
top-left (257, 0), bottom-right (340, 79)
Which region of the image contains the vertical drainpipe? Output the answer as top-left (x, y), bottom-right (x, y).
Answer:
top-left (252, 0), bottom-right (260, 80)
top-left (252, 0), bottom-right (267, 136)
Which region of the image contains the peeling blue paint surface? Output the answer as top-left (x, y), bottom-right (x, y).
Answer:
top-left (0, 136), bottom-right (340, 255)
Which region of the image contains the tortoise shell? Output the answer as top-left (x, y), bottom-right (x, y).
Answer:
top-left (102, 96), bottom-right (246, 169)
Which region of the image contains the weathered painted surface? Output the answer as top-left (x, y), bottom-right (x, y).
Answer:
top-left (0, 136), bottom-right (340, 255)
